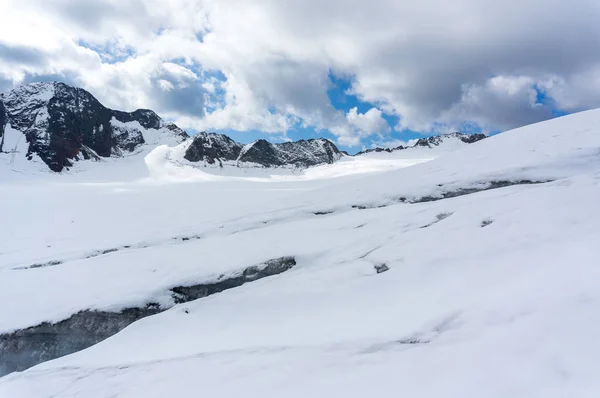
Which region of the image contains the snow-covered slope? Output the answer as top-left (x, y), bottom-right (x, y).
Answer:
top-left (1, 110), bottom-right (600, 397)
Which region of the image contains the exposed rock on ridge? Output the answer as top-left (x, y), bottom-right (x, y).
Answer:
top-left (356, 132), bottom-right (487, 155)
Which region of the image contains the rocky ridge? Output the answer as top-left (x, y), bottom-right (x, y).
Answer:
top-left (356, 132), bottom-right (487, 155)
top-left (183, 133), bottom-right (342, 168)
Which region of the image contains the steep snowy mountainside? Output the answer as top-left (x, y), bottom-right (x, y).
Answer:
top-left (181, 132), bottom-right (342, 168)
top-left (1, 109), bottom-right (600, 397)
top-left (0, 82), bottom-right (188, 172)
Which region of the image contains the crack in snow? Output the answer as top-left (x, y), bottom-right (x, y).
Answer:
top-left (0, 256), bottom-right (296, 377)
top-left (11, 235), bottom-right (203, 271)
top-left (398, 180), bottom-right (552, 204)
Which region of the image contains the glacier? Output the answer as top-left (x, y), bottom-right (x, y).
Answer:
top-left (1, 109), bottom-right (600, 397)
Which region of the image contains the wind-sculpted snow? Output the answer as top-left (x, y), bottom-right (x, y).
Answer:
top-left (1, 110), bottom-right (600, 397)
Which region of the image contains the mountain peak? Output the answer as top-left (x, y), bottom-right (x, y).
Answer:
top-left (0, 81), bottom-right (188, 171)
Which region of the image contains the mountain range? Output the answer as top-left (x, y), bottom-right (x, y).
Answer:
top-left (0, 82), bottom-right (486, 172)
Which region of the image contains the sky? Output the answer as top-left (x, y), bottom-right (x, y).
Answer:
top-left (0, 0), bottom-right (599, 152)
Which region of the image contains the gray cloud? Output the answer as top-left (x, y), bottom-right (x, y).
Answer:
top-left (151, 75), bottom-right (206, 118)
top-left (20, 72), bottom-right (80, 87)
top-left (0, 76), bottom-right (12, 95)
top-left (241, 58), bottom-right (339, 125)
top-left (54, 0), bottom-right (122, 30)
top-left (0, 43), bottom-right (47, 66)
top-left (44, 0), bottom-right (151, 35)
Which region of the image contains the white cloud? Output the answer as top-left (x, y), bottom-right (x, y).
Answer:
top-left (327, 107), bottom-right (390, 146)
top-left (202, 81), bottom-right (215, 94)
top-left (372, 138), bottom-right (416, 149)
top-left (1, 0), bottom-right (600, 144)
top-left (439, 75), bottom-right (554, 132)
top-left (346, 107), bottom-right (390, 134)
top-left (537, 66), bottom-right (600, 112)
top-left (157, 79), bottom-right (175, 91)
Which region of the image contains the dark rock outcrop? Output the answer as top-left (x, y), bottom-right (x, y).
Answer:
top-left (374, 263), bottom-right (390, 274)
top-left (356, 132), bottom-right (487, 155)
top-left (251, 138), bottom-right (342, 167)
top-left (458, 133), bottom-right (487, 144)
top-left (238, 139), bottom-right (282, 166)
top-left (0, 82), bottom-right (188, 172)
top-left (183, 132), bottom-right (243, 165)
top-left (183, 132), bottom-right (343, 168)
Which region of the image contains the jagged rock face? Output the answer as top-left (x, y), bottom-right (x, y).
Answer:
top-left (356, 132), bottom-right (487, 155)
top-left (242, 138), bottom-right (342, 167)
top-left (183, 132), bottom-right (243, 165)
top-left (184, 133), bottom-right (343, 168)
top-left (0, 82), bottom-right (188, 172)
top-left (239, 139), bottom-right (283, 166)
top-left (112, 109), bottom-right (162, 130)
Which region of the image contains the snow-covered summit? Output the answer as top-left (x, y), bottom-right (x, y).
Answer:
top-left (0, 82), bottom-right (188, 172)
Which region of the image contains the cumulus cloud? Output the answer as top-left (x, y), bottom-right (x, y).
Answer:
top-left (1, 0), bottom-right (600, 145)
top-left (441, 75), bottom-right (555, 132)
top-left (329, 107), bottom-right (390, 146)
top-left (346, 108), bottom-right (389, 133)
